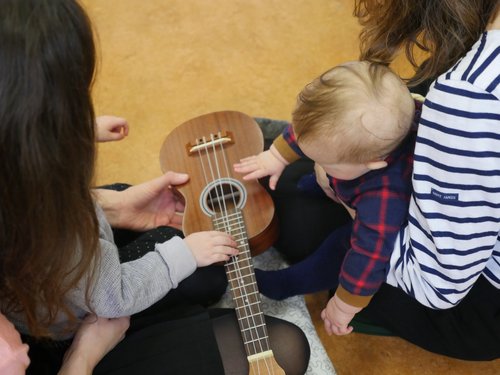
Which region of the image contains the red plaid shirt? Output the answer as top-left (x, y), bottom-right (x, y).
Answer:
top-left (280, 101), bottom-right (421, 301)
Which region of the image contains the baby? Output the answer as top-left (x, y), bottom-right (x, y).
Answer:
top-left (235, 61), bottom-right (421, 335)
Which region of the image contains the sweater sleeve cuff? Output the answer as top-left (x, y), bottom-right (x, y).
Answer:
top-left (335, 285), bottom-right (373, 308)
top-left (155, 236), bottom-right (197, 288)
top-left (272, 135), bottom-right (301, 163)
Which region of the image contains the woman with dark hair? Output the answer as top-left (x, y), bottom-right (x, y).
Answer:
top-left (355, 0), bottom-right (497, 87)
top-left (0, 1), bottom-right (309, 374)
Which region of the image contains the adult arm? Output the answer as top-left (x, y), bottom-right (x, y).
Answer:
top-left (93, 171), bottom-right (188, 231)
top-left (71, 171), bottom-right (237, 318)
top-left (58, 315), bottom-right (130, 375)
top-left (0, 313), bottom-right (30, 375)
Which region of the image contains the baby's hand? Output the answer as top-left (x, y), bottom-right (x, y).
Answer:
top-left (233, 146), bottom-right (288, 190)
top-left (184, 231), bottom-right (239, 267)
top-left (321, 293), bottom-right (362, 336)
top-left (96, 115), bottom-right (129, 142)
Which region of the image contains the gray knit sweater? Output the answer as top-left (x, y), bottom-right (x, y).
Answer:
top-left (8, 205), bottom-right (197, 340)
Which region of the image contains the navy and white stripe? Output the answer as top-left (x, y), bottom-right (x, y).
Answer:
top-left (387, 30), bottom-right (500, 309)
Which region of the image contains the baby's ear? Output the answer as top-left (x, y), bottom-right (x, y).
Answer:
top-left (365, 160), bottom-right (388, 171)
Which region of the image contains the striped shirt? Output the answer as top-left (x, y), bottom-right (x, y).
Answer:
top-left (387, 30), bottom-right (500, 309)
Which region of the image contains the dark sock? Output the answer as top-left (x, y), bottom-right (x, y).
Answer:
top-left (256, 224), bottom-right (351, 300)
top-left (255, 268), bottom-right (292, 300)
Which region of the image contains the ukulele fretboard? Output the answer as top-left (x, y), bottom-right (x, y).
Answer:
top-left (213, 209), bottom-right (271, 357)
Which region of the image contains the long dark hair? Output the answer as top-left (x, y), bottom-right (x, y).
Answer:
top-left (354, 0), bottom-right (498, 85)
top-left (0, 0), bottom-right (100, 337)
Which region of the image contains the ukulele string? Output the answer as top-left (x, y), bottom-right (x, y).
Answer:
top-left (196, 131), bottom-right (270, 369)
top-left (213, 133), bottom-right (270, 364)
top-left (196, 135), bottom-right (229, 237)
top-left (195, 138), bottom-right (211, 196)
top-left (252, 358), bottom-right (276, 375)
top-left (209, 133), bottom-right (261, 357)
top-left (207, 133), bottom-right (231, 234)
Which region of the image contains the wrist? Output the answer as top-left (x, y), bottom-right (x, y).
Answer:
top-left (269, 144), bottom-right (289, 166)
top-left (92, 189), bottom-right (123, 227)
top-left (58, 350), bottom-right (93, 375)
top-left (332, 293), bottom-right (363, 315)
top-left (335, 285), bottom-right (372, 308)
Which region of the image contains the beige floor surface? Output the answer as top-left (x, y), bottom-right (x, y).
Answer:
top-left (83, 0), bottom-right (500, 374)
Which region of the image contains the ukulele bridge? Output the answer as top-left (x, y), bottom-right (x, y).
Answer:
top-left (187, 131), bottom-right (234, 155)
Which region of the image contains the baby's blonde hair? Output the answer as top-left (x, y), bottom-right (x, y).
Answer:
top-left (292, 61), bottom-right (415, 163)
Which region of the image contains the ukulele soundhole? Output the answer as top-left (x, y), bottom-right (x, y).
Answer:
top-left (199, 178), bottom-right (247, 216)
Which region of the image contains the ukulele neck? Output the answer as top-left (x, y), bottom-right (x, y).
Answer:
top-left (212, 209), bottom-right (271, 356)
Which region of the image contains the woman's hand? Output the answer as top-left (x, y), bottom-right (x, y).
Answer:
top-left (58, 315), bottom-right (130, 375)
top-left (94, 172), bottom-right (189, 231)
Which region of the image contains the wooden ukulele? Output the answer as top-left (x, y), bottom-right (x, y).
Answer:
top-left (159, 111), bottom-right (285, 374)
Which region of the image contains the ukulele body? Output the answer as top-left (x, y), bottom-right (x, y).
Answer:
top-left (159, 111), bottom-right (278, 255)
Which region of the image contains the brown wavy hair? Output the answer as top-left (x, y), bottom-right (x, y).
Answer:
top-left (354, 0), bottom-right (499, 86)
top-left (0, 0), bottom-right (99, 337)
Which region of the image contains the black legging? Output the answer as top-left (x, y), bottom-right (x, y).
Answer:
top-left (211, 308), bottom-right (310, 375)
top-left (358, 276), bottom-right (500, 361)
top-left (92, 305), bottom-right (310, 375)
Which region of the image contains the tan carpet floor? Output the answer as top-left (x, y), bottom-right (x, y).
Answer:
top-left (83, 0), bottom-right (500, 373)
